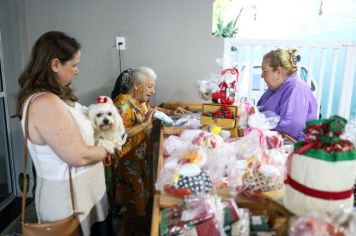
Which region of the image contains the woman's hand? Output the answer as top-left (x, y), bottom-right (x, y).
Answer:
top-left (173, 107), bottom-right (191, 115)
top-left (144, 107), bottom-right (157, 124)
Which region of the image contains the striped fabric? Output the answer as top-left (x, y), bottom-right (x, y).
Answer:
top-left (21, 93), bottom-right (109, 236)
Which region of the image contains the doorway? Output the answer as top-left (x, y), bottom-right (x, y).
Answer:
top-left (0, 30), bottom-right (16, 215)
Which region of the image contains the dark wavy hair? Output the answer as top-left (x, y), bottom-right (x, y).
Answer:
top-left (15, 31), bottom-right (80, 118)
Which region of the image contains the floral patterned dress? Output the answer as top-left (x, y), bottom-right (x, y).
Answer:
top-left (113, 94), bottom-right (154, 216)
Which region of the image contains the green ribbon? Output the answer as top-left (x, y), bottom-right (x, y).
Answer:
top-left (304, 115), bottom-right (347, 143)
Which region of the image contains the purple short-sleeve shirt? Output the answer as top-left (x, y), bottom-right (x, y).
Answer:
top-left (257, 73), bottom-right (317, 140)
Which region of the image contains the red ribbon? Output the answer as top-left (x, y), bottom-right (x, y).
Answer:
top-left (284, 153), bottom-right (354, 200)
top-left (293, 140), bottom-right (320, 154)
top-left (103, 154), bottom-right (112, 166)
top-left (97, 96), bottom-right (108, 104)
top-left (285, 174), bottom-right (354, 200)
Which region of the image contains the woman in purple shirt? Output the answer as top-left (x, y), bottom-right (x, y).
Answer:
top-left (257, 48), bottom-right (317, 141)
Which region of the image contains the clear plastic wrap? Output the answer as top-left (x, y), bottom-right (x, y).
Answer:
top-left (289, 213), bottom-right (347, 236)
top-left (154, 110), bottom-right (175, 126)
top-left (156, 147), bottom-right (212, 197)
top-left (173, 113), bottom-right (202, 129)
top-left (238, 97), bottom-right (256, 130)
top-left (232, 113), bottom-right (286, 193)
top-left (163, 135), bottom-right (188, 156)
top-left (341, 118), bottom-right (356, 146)
top-left (230, 208), bottom-right (250, 236)
top-left (248, 111), bottom-right (280, 130)
top-left (196, 74), bottom-right (220, 101)
top-left (159, 195), bottom-right (222, 236)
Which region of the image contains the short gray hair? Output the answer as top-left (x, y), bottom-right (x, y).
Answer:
top-left (132, 66), bottom-right (157, 84)
top-left (111, 66), bottom-right (157, 99)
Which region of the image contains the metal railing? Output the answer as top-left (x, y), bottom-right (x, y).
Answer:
top-left (224, 38), bottom-right (356, 119)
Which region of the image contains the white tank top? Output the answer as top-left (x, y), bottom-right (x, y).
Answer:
top-left (21, 93), bottom-right (94, 180)
top-left (21, 93), bottom-right (108, 235)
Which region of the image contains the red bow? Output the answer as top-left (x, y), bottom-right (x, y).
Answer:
top-left (96, 96), bottom-right (108, 104)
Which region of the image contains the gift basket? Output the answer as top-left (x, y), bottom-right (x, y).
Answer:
top-left (284, 115), bottom-right (356, 215)
top-left (157, 145), bottom-right (213, 197)
top-left (235, 112), bottom-right (285, 193)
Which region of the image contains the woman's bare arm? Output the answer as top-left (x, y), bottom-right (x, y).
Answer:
top-left (158, 106), bottom-right (191, 115)
top-left (125, 107), bottom-right (156, 137)
top-left (28, 93), bottom-right (107, 167)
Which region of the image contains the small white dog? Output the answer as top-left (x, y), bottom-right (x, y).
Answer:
top-left (88, 96), bottom-right (127, 154)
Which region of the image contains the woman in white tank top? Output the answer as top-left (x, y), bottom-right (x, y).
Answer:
top-left (15, 31), bottom-right (113, 236)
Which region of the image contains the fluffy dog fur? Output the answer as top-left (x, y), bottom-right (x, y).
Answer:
top-left (88, 96), bottom-right (127, 154)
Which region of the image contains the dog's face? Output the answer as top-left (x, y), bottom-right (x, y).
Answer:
top-left (88, 103), bottom-right (115, 130)
top-left (87, 96), bottom-right (127, 153)
top-left (88, 102), bottom-right (125, 135)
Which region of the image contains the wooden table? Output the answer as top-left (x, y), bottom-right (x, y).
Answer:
top-left (150, 105), bottom-right (293, 236)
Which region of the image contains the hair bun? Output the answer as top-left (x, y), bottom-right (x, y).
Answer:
top-left (111, 68), bottom-right (134, 99)
top-left (290, 53), bottom-right (301, 67)
top-left (296, 55), bottom-right (301, 62)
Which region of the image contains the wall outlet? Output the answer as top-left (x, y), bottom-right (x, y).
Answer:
top-left (115, 37), bottom-right (126, 50)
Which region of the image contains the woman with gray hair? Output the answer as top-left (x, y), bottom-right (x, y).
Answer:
top-left (111, 66), bottom-right (188, 235)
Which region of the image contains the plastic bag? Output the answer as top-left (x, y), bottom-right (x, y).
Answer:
top-left (163, 135), bottom-right (187, 156)
top-left (173, 113), bottom-right (202, 129)
top-left (197, 75), bottom-right (220, 101)
top-left (341, 118), bottom-right (356, 146)
top-left (289, 213), bottom-right (346, 236)
top-left (159, 195), bottom-right (218, 236)
top-left (248, 111), bottom-right (280, 130)
top-left (154, 110), bottom-right (175, 125)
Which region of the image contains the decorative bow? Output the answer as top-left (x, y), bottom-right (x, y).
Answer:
top-left (220, 67), bottom-right (239, 80)
top-left (295, 115), bottom-right (354, 154)
top-left (96, 96), bottom-right (109, 104)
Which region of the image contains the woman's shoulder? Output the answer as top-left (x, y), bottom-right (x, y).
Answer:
top-left (31, 92), bottom-right (60, 101)
top-left (113, 94), bottom-right (129, 104)
top-left (30, 92), bottom-right (65, 111)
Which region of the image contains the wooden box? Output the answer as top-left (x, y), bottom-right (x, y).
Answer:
top-left (200, 103), bottom-right (238, 129)
top-left (162, 125), bottom-right (189, 135)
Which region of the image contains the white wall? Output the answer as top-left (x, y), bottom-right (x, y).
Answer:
top-left (23, 0), bottom-right (223, 105)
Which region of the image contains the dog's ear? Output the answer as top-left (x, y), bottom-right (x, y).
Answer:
top-left (87, 105), bottom-right (100, 129)
top-left (87, 104), bottom-right (96, 120)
